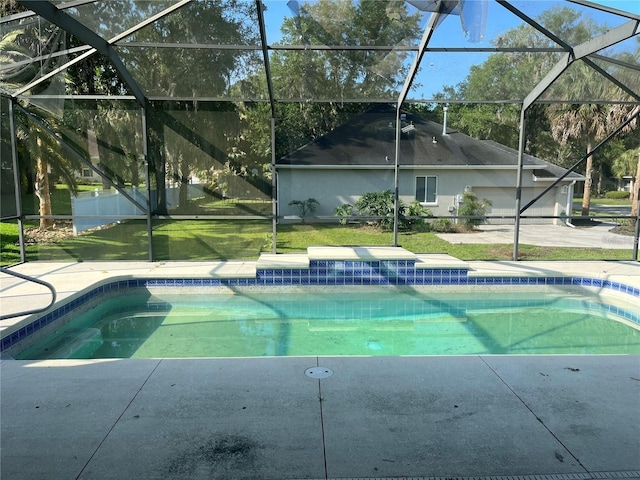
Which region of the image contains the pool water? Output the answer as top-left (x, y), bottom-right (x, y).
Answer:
top-left (16, 290), bottom-right (640, 359)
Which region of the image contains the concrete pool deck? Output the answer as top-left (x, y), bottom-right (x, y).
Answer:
top-left (1, 257), bottom-right (639, 479)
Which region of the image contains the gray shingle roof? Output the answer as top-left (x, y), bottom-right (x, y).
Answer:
top-left (278, 105), bottom-right (584, 180)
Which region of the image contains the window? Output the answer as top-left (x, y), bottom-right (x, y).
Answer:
top-left (415, 176), bottom-right (437, 204)
top-left (82, 168), bottom-right (93, 178)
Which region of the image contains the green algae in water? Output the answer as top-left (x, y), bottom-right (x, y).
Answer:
top-left (16, 291), bottom-right (640, 359)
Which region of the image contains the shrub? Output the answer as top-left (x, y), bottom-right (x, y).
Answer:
top-left (289, 198), bottom-right (319, 222)
top-left (604, 190), bottom-right (631, 200)
top-left (354, 190), bottom-right (396, 229)
top-left (457, 191), bottom-right (492, 229)
top-left (334, 191), bottom-right (432, 231)
top-left (402, 200), bottom-right (432, 231)
top-left (430, 218), bottom-right (455, 233)
top-left (334, 204), bottom-right (354, 225)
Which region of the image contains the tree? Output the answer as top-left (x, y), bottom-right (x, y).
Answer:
top-left (611, 147), bottom-right (639, 197)
top-left (288, 198), bottom-right (319, 222)
top-left (632, 150), bottom-right (640, 224)
top-left (605, 40), bottom-right (640, 222)
top-left (254, 0), bottom-right (422, 158)
top-left (28, 1), bottom-right (261, 215)
top-left (1, 24), bottom-right (80, 229)
top-left (225, 0), bottom-right (424, 200)
top-left (548, 31), bottom-right (639, 216)
top-left (434, 6), bottom-right (636, 218)
top-left (546, 60), bottom-right (613, 216)
top-left (608, 110), bottom-right (640, 223)
top-left (435, 7), bottom-right (602, 160)
top-left (457, 191), bottom-right (492, 229)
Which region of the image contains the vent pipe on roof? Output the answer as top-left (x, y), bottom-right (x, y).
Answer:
top-left (442, 106), bottom-right (449, 136)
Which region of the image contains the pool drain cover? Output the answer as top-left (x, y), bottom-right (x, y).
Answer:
top-left (305, 367), bottom-right (333, 379)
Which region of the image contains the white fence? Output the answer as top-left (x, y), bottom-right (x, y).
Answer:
top-left (71, 187), bottom-right (147, 235)
top-left (71, 185), bottom-right (204, 234)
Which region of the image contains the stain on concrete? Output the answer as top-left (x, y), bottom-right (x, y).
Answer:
top-left (164, 434), bottom-right (263, 479)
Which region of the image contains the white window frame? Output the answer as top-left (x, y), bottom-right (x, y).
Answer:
top-left (415, 175), bottom-right (438, 205)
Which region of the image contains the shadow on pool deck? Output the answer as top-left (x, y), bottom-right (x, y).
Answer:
top-left (1, 260), bottom-right (639, 479)
top-left (1, 355), bottom-right (639, 479)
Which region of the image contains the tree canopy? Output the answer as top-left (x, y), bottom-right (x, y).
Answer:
top-left (430, 6), bottom-right (638, 214)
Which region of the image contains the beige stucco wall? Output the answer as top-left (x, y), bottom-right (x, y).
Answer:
top-left (397, 168), bottom-right (570, 225)
top-left (277, 167), bottom-right (571, 224)
top-left (277, 168), bottom-right (395, 219)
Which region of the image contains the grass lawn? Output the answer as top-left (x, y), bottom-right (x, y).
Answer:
top-left (1, 220), bottom-right (272, 263)
top-left (3, 188), bottom-right (636, 266)
top-left (19, 184), bottom-right (101, 216)
top-left (277, 224), bottom-right (635, 261)
top-left (589, 197), bottom-right (633, 206)
top-left (0, 221), bottom-right (21, 265)
top-left (3, 220), bottom-right (634, 266)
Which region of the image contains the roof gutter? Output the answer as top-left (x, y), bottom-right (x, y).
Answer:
top-left (276, 164), bottom-right (544, 170)
top-left (565, 181), bottom-right (576, 228)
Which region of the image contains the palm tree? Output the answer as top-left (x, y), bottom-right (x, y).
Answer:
top-left (608, 117), bottom-right (640, 224)
top-left (549, 104), bottom-right (608, 217)
top-left (547, 61), bottom-right (614, 217)
top-left (605, 38), bottom-right (640, 224)
top-left (1, 28), bottom-right (78, 230)
top-left (1, 28), bottom-right (53, 229)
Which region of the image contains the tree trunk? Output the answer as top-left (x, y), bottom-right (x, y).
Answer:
top-left (581, 137), bottom-right (593, 217)
top-left (631, 150), bottom-right (640, 225)
top-left (130, 155), bottom-right (140, 188)
top-left (100, 164), bottom-right (111, 191)
top-left (179, 160), bottom-right (189, 209)
top-left (148, 109), bottom-right (168, 215)
top-left (35, 146), bottom-right (54, 230)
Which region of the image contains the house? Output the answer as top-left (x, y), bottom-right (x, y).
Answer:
top-left (276, 105), bottom-right (584, 225)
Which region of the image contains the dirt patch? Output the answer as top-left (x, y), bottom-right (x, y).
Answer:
top-left (23, 221), bottom-right (75, 245)
top-left (609, 223), bottom-right (636, 236)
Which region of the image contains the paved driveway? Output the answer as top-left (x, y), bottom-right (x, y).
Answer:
top-left (574, 202), bottom-right (633, 217)
top-left (436, 222), bottom-right (637, 249)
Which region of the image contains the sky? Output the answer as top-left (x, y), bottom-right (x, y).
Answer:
top-left (412, 0), bottom-right (640, 99)
top-left (262, 0), bottom-right (640, 101)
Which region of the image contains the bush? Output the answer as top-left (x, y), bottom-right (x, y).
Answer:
top-left (402, 200), bottom-right (432, 231)
top-left (457, 191), bottom-right (492, 229)
top-left (604, 190), bottom-right (631, 200)
top-left (430, 218), bottom-right (455, 233)
top-left (334, 204), bottom-right (354, 225)
top-left (288, 198), bottom-right (319, 222)
top-left (334, 191), bottom-right (432, 231)
top-left (354, 190), bottom-right (396, 229)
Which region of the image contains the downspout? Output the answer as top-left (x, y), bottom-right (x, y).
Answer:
top-left (392, 107), bottom-right (401, 246)
top-left (565, 180), bottom-right (576, 228)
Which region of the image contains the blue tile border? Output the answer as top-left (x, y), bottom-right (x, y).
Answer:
top-left (2, 260), bottom-right (639, 353)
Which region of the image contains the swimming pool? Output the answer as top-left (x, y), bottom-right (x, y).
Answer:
top-left (2, 249), bottom-right (639, 358)
top-left (14, 288), bottom-right (640, 359)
